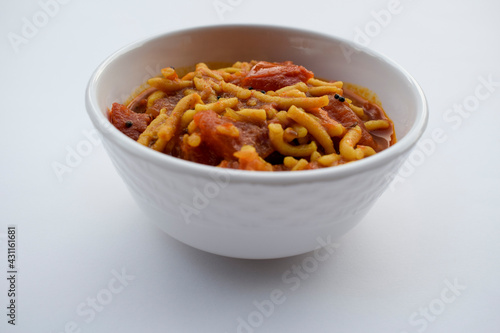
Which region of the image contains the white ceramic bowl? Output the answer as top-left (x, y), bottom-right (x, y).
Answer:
top-left (86, 24), bottom-right (428, 259)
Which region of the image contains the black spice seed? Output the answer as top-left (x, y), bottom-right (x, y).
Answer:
top-left (334, 94), bottom-right (339, 99)
top-left (260, 90), bottom-right (266, 94)
top-left (217, 95), bottom-right (221, 100)
top-left (125, 120), bottom-right (133, 128)
top-left (339, 96), bottom-right (345, 102)
top-left (248, 87), bottom-right (254, 90)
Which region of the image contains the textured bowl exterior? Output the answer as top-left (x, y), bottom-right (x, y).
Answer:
top-left (86, 25), bottom-right (428, 259)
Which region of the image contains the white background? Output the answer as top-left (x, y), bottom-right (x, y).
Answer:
top-left (1, 0), bottom-right (499, 332)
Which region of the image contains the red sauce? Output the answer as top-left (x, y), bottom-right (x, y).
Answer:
top-left (148, 90), bottom-right (186, 118)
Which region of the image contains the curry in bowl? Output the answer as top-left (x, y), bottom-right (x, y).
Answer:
top-left (109, 60), bottom-right (395, 171)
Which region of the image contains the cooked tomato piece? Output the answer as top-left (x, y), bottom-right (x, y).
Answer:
top-left (242, 61), bottom-right (314, 91)
top-left (192, 110), bottom-right (273, 162)
top-left (109, 103), bottom-right (151, 141)
top-left (322, 97), bottom-right (379, 151)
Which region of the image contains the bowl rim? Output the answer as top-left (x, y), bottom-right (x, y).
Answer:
top-left (85, 23), bottom-right (428, 185)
